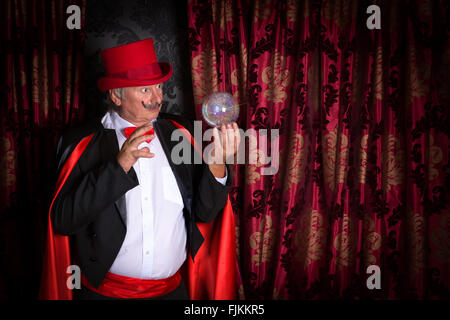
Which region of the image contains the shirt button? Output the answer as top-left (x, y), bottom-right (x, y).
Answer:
top-left (144, 197), bottom-right (148, 201)
top-left (146, 251), bottom-right (149, 255)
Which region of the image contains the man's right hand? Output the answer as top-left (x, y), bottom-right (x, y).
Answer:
top-left (117, 123), bottom-right (155, 173)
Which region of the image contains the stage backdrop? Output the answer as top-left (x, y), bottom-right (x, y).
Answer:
top-left (0, 0), bottom-right (448, 299)
top-left (0, 0), bottom-right (86, 298)
top-left (187, 0), bottom-right (449, 299)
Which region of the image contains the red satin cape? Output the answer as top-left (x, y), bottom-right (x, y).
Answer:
top-left (39, 134), bottom-right (94, 300)
top-left (38, 121), bottom-right (237, 300)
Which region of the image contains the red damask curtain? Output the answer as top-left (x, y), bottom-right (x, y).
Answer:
top-left (187, 0), bottom-right (449, 299)
top-left (0, 0), bottom-right (86, 298)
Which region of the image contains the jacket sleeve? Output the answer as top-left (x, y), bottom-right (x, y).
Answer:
top-left (159, 114), bottom-right (233, 223)
top-left (192, 163), bottom-right (232, 223)
top-left (50, 136), bottom-right (139, 236)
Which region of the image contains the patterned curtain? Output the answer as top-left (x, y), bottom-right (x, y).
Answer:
top-left (0, 0), bottom-right (86, 298)
top-left (187, 0), bottom-right (449, 299)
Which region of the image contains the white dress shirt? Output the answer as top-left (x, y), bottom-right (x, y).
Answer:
top-left (101, 110), bottom-right (226, 280)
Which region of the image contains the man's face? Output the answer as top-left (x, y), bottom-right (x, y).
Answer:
top-left (110, 84), bottom-right (163, 126)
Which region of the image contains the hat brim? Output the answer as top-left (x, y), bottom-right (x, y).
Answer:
top-left (97, 62), bottom-right (173, 91)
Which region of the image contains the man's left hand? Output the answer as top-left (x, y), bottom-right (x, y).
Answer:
top-left (208, 122), bottom-right (241, 178)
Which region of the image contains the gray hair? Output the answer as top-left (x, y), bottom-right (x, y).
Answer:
top-left (112, 88), bottom-right (126, 101)
top-left (106, 87), bottom-right (126, 112)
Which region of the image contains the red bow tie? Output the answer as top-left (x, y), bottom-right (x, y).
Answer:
top-left (124, 127), bottom-right (155, 143)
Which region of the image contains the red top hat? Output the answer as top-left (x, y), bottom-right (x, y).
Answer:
top-left (97, 38), bottom-right (173, 91)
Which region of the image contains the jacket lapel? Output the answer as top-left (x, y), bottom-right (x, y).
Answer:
top-left (154, 119), bottom-right (193, 214)
top-left (99, 128), bottom-right (128, 225)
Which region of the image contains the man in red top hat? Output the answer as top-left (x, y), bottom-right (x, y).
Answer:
top-left (39, 38), bottom-right (240, 300)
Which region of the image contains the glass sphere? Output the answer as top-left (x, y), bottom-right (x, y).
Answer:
top-left (202, 92), bottom-right (239, 127)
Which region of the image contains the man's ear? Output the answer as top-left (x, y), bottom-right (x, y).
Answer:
top-left (109, 89), bottom-right (122, 106)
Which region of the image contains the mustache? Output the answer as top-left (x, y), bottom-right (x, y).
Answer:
top-left (142, 101), bottom-right (163, 110)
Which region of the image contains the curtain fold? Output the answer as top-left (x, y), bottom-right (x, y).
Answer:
top-left (0, 0), bottom-right (86, 298)
top-left (187, 0), bottom-right (449, 299)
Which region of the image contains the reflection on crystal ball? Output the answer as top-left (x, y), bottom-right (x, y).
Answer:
top-left (202, 92), bottom-right (239, 127)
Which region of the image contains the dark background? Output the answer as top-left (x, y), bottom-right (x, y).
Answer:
top-left (84, 0), bottom-right (195, 121)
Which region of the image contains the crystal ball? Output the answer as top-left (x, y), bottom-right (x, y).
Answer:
top-left (202, 92), bottom-right (239, 127)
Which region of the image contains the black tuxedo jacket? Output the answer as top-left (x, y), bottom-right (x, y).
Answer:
top-left (50, 113), bottom-right (231, 287)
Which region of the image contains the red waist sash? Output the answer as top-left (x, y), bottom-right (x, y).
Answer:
top-left (81, 271), bottom-right (181, 299)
